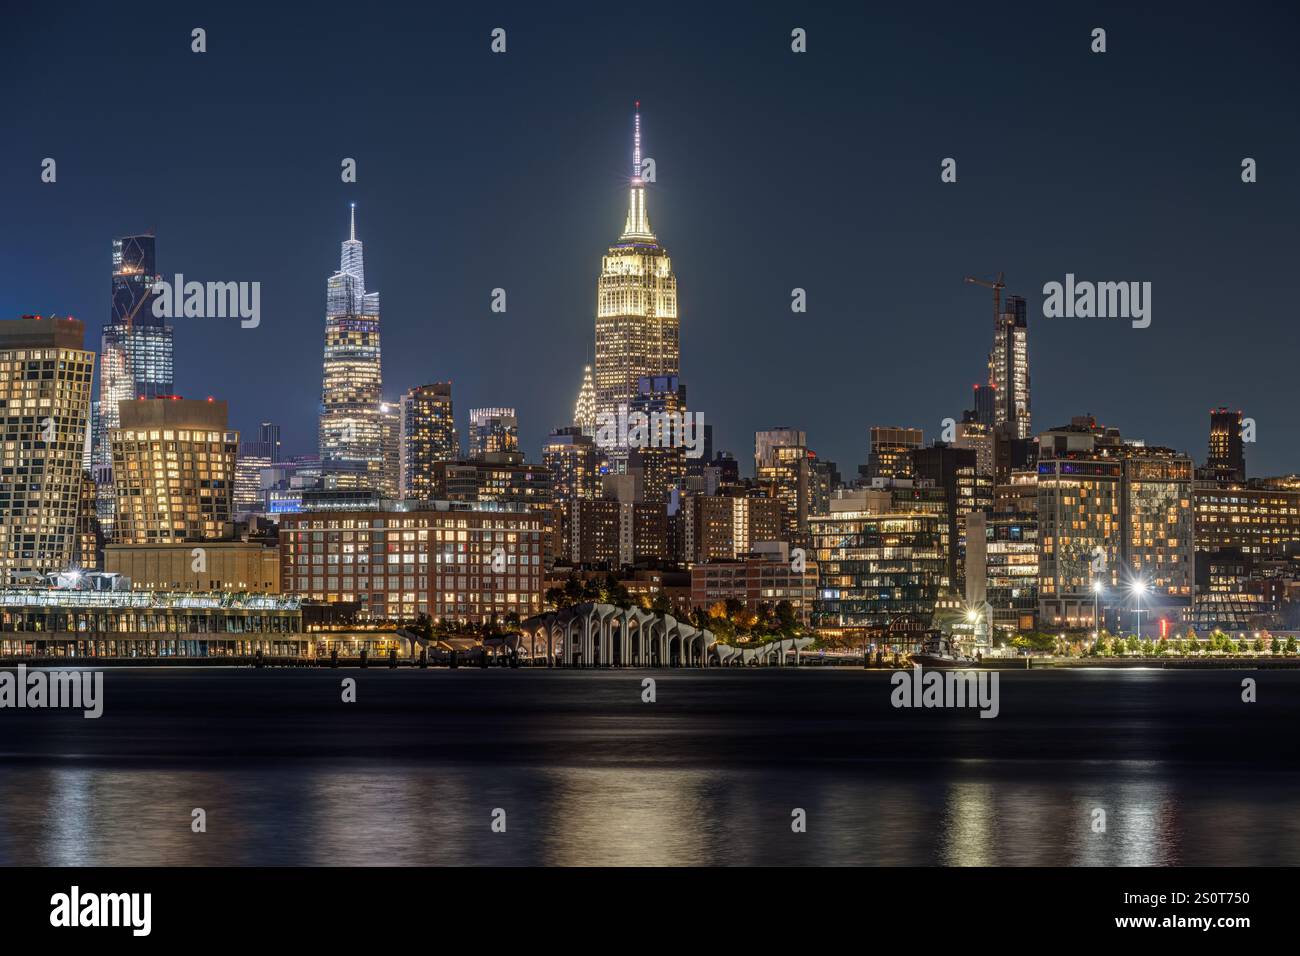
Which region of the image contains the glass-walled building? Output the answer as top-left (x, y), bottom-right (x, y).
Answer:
top-left (0, 584), bottom-right (304, 658)
top-left (95, 234), bottom-right (174, 538)
top-left (810, 510), bottom-right (948, 632)
top-left (320, 205), bottom-right (385, 490)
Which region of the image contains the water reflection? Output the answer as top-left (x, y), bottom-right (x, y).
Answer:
top-left (1, 762), bottom-right (1295, 866)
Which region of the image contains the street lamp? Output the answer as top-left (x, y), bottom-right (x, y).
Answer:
top-left (1129, 579), bottom-right (1148, 640)
top-left (1091, 580), bottom-right (1104, 646)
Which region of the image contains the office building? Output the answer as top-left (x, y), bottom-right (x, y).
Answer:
top-left (319, 205), bottom-right (385, 490)
top-left (864, 426), bottom-right (922, 483)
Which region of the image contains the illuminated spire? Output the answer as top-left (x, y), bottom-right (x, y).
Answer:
top-left (633, 101), bottom-right (642, 182)
top-left (349, 202), bottom-right (356, 241)
top-left (573, 364), bottom-right (597, 437)
top-left (621, 101), bottom-right (654, 240)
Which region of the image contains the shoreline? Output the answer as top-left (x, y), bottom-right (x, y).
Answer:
top-left (2, 656), bottom-right (1298, 670)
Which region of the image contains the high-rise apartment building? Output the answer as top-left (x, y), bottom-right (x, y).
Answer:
top-left (627, 375), bottom-right (688, 505)
top-left (679, 494), bottom-right (784, 565)
top-left (989, 294), bottom-right (1031, 439)
top-left (912, 443), bottom-right (993, 591)
top-left (233, 421), bottom-right (283, 514)
top-left (755, 427), bottom-right (806, 476)
top-left (594, 104), bottom-right (679, 466)
top-left (1119, 447), bottom-right (1195, 606)
top-left (982, 475), bottom-right (1040, 634)
top-left (1036, 419), bottom-right (1122, 626)
top-left (400, 383), bottom-right (458, 498)
top-left (0, 316), bottom-right (96, 578)
top-left (110, 397), bottom-right (237, 544)
top-left (544, 427), bottom-right (601, 506)
top-left (467, 407), bottom-right (519, 461)
top-left (756, 439), bottom-right (824, 539)
top-left (1201, 407), bottom-right (1246, 482)
top-left (954, 412), bottom-right (994, 477)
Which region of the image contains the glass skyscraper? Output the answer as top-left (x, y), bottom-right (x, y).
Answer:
top-left (319, 205), bottom-right (385, 490)
top-left (93, 233), bottom-right (175, 538)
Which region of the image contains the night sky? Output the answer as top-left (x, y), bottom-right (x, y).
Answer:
top-left (3, 1), bottom-right (1297, 477)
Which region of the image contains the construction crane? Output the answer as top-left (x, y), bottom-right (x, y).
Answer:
top-left (964, 271), bottom-right (1005, 335)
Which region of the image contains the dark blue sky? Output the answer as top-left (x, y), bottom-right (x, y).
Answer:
top-left (3, 1), bottom-right (1298, 476)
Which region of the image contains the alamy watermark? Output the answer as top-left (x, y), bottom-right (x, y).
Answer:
top-left (1042, 273), bottom-right (1151, 329)
top-left (0, 664), bottom-right (103, 719)
top-left (594, 408), bottom-right (706, 458)
top-left (50, 886), bottom-right (150, 936)
top-left (151, 274), bottom-right (260, 328)
top-left (890, 663), bottom-right (999, 718)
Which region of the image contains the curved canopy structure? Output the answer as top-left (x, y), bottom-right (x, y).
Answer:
top-left (518, 603), bottom-right (713, 667)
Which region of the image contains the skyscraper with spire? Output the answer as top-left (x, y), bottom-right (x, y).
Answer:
top-left (319, 204), bottom-right (385, 489)
top-left (594, 103), bottom-right (680, 465)
top-left (573, 364), bottom-right (596, 437)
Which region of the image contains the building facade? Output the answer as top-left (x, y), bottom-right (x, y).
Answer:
top-left (690, 541), bottom-right (818, 624)
top-left (680, 494), bottom-right (784, 566)
top-left (467, 407), bottom-right (519, 461)
top-left (989, 293), bottom-right (1031, 440)
top-left (0, 578), bottom-right (303, 658)
top-left (0, 316), bottom-right (96, 580)
top-left (865, 426), bottom-right (922, 482)
top-left (110, 398), bottom-right (237, 544)
top-left (400, 382), bottom-right (458, 497)
top-left (279, 501), bottom-right (544, 624)
top-left (810, 510), bottom-right (948, 631)
top-left (105, 539), bottom-right (280, 592)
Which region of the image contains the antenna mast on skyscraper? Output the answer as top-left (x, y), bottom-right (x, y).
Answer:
top-left (633, 100), bottom-right (642, 181)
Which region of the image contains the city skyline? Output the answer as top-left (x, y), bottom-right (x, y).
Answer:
top-left (4, 3), bottom-right (1299, 479)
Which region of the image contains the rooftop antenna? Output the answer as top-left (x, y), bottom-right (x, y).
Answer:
top-left (633, 100), bottom-right (642, 181)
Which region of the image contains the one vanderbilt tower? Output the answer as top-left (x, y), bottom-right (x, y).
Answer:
top-left (594, 103), bottom-right (680, 467)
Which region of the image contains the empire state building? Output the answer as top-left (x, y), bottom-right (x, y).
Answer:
top-left (594, 104), bottom-right (680, 459)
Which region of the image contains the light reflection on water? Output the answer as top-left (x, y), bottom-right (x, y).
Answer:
top-left (2, 763), bottom-right (1296, 866)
